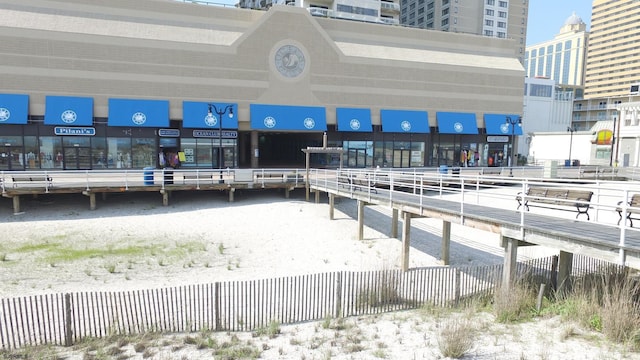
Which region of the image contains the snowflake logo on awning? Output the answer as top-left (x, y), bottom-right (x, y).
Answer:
top-left (401, 120), bottom-right (411, 132)
top-left (304, 117), bottom-right (315, 129)
top-left (264, 116), bottom-right (276, 128)
top-left (205, 114), bottom-right (218, 127)
top-left (454, 122), bottom-right (464, 133)
top-left (0, 108), bottom-right (10, 122)
top-left (500, 123), bottom-right (510, 134)
top-left (61, 110), bottom-right (77, 124)
top-left (349, 119), bottom-right (361, 130)
top-left (132, 112), bottom-right (147, 125)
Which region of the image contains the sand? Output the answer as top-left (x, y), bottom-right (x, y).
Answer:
top-left (0, 189), bottom-right (635, 359)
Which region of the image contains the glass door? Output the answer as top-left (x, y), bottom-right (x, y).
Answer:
top-left (393, 149), bottom-right (411, 168)
top-left (0, 146), bottom-right (11, 170)
top-left (63, 146), bottom-right (92, 170)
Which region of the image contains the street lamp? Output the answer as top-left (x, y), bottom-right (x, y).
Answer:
top-left (207, 103), bottom-right (234, 183)
top-left (505, 116), bottom-right (522, 176)
top-left (567, 126), bottom-right (575, 166)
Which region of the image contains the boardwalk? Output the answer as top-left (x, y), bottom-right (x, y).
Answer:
top-left (308, 168), bottom-right (640, 273)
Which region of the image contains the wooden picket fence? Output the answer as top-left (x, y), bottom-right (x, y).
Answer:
top-left (0, 255), bottom-right (622, 350)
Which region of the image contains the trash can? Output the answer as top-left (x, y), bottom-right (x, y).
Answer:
top-left (143, 167), bottom-right (154, 185)
top-left (439, 165), bottom-right (448, 174)
top-left (564, 160), bottom-right (571, 167)
top-left (572, 160), bottom-right (580, 167)
top-left (163, 167), bottom-right (174, 185)
top-left (451, 167), bottom-right (460, 175)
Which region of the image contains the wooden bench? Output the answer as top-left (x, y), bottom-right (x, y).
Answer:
top-left (12, 175), bottom-right (53, 188)
top-left (616, 194), bottom-right (640, 227)
top-left (516, 186), bottom-right (593, 220)
top-left (479, 167), bottom-right (502, 176)
top-left (182, 173), bottom-right (217, 184)
top-left (338, 172), bottom-right (378, 193)
top-left (255, 172), bottom-right (286, 182)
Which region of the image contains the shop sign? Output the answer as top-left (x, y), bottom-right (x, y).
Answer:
top-left (193, 130), bottom-right (238, 138)
top-left (159, 128), bottom-right (180, 137)
top-left (54, 127), bottom-right (95, 136)
top-left (487, 135), bottom-right (508, 143)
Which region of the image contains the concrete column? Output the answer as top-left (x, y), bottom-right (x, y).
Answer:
top-left (250, 130), bottom-right (259, 169)
top-left (88, 192), bottom-right (96, 210)
top-left (329, 193), bottom-right (335, 220)
top-left (229, 188), bottom-right (235, 202)
top-left (162, 191), bottom-right (169, 206)
top-left (501, 235), bottom-right (518, 289)
top-left (12, 195), bottom-right (20, 214)
top-left (315, 188), bottom-right (320, 203)
top-left (391, 208), bottom-right (398, 239)
top-left (441, 221), bottom-right (451, 265)
top-left (401, 211), bottom-right (411, 271)
top-left (557, 251), bottom-right (574, 294)
top-left (357, 200), bottom-right (365, 241)
top-left (285, 187), bottom-right (290, 198)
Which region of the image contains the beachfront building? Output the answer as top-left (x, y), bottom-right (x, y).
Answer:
top-left (0, 0), bottom-right (523, 171)
top-left (400, 0), bottom-right (529, 64)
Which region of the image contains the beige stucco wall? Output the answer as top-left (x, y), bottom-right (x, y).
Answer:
top-left (0, 0), bottom-right (524, 129)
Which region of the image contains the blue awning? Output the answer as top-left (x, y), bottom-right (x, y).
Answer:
top-left (250, 104), bottom-right (326, 131)
top-left (484, 114), bottom-right (523, 135)
top-left (0, 93), bottom-right (29, 125)
top-left (336, 107), bottom-right (372, 132)
top-left (44, 96), bottom-right (94, 126)
top-left (108, 98), bottom-right (169, 128)
top-left (380, 109), bottom-right (430, 133)
top-left (183, 101), bottom-right (238, 129)
top-left (436, 112), bottom-right (478, 134)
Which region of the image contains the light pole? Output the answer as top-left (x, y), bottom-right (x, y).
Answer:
top-left (207, 103), bottom-right (234, 183)
top-left (567, 126), bottom-right (575, 166)
top-left (505, 116), bottom-right (522, 176)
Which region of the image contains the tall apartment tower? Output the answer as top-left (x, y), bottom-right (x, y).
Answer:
top-left (236, 0), bottom-right (401, 25)
top-left (400, 0), bottom-right (528, 62)
top-left (584, 0), bottom-right (640, 98)
top-left (523, 12), bottom-right (588, 94)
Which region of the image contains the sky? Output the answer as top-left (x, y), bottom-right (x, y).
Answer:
top-left (526, 0), bottom-right (593, 45)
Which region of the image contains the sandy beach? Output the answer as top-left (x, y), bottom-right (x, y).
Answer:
top-left (0, 189), bottom-right (635, 359)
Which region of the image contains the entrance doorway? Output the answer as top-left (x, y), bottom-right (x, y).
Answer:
top-left (63, 146), bottom-right (92, 170)
top-left (393, 149), bottom-right (411, 168)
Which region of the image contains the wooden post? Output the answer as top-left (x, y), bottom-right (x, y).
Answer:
top-left (214, 282), bottom-right (221, 331)
top-left (557, 251), bottom-right (574, 294)
top-left (391, 208), bottom-right (398, 238)
top-left (64, 293), bottom-right (72, 346)
top-left (315, 187), bottom-right (320, 203)
top-left (229, 188), bottom-right (235, 202)
top-left (88, 192), bottom-right (96, 210)
top-left (441, 221), bottom-right (451, 265)
top-left (401, 211), bottom-right (411, 271)
top-left (329, 193), bottom-right (335, 220)
top-left (162, 191), bottom-right (169, 206)
top-left (334, 272), bottom-right (342, 318)
top-left (502, 235), bottom-right (518, 289)
top-left (357, 200), bottom-right (365, 241)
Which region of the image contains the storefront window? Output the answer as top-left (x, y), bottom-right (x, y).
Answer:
top-left (107, 137), bottom-right (132, 168)
top-left (132, 138), bottom-right (155, 168)
top-left (410, 142), bottom-right (425, 167)
top-left (92, 138), bottom-right (107, 169)
top-left (0, 136), bottom-right (24, 170)
top-left (24, 136), bottom-right (39, 169)
top-left (39, 137), bottom-right (63, 169)
top-left (198, 139), bottom-right (214, 168)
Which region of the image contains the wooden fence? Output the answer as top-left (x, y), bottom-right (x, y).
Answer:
top-left (0, 255), bottom-right (622, 350)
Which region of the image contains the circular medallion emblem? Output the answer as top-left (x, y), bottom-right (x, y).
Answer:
top-left (0, 108), bottom-right (10, 122)
top-left (205, 114), bottom-right (218, 127)
top-left (303, 117), bottom-right (315, 129)
top-left (401, 120), bottom-right (411, 132)
top-left (61, 110), bottom-right (77, 124)
top-left (453, 122), bottom-right (464, 133)
top-left (500, 123), bottom-right (510, 134)
top-left (274, 45), bottom-right (306, 78)
top-left (349, 119), bottom-right (361, 130)
top-left (264, 116), bottom-right (276, 128)
top-left (132, 112), bottom-right (147, 125)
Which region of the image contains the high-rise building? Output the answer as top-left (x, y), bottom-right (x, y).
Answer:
top-left (584, 0), bottom-right (640, 99)
top-left (524, 12), bottom-right (588, 89)
top-left (400, 0), bottom-right (528, 63)
top-left (236, 0), bottom-right (401, 25)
